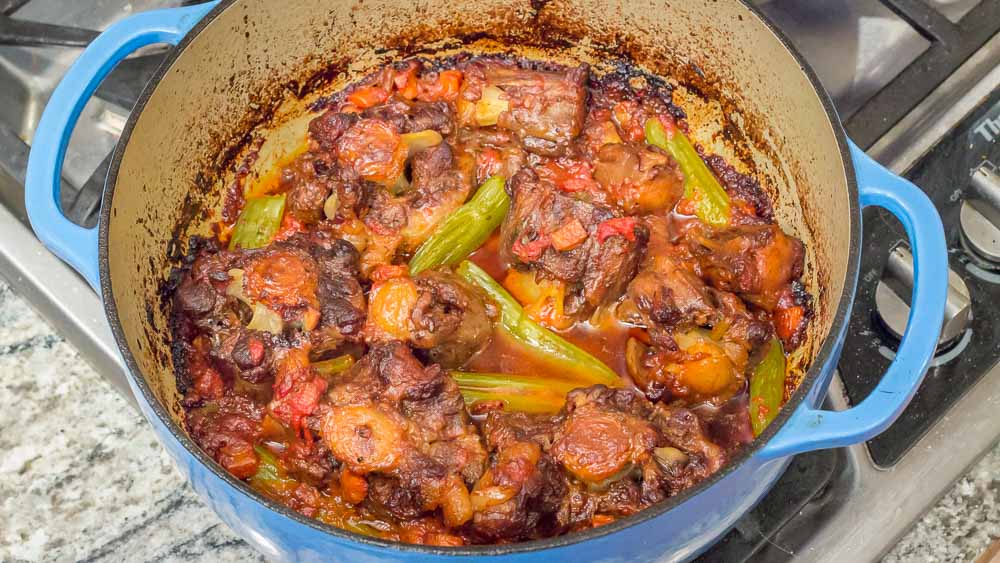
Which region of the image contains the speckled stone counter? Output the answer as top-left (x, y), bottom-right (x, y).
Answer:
top-left (0, 279), bottom-right (996, 562)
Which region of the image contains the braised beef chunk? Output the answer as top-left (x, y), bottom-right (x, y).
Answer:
top-left (705, 394), bottom-right (755, 452)
top-left (309, 110), bottom-right (357, 151)
top-left (364, 95), bottom-right (456, 135)
top-left (306, 239), bottom-right (367, 356)
top-left (470, 412), bottom-right (566, 541)
top-left (411, 141), bottom-right (453, 180)
top-left (619, 217), bottom-right (772, 404)
top-left (464, 60), bottom-right (588, 156)
top-left (210, 328), bottom-right (274, 384)
top-left (470, 386), bottom-right (730, 539)
top-left (651, 405), bottom-right (726, 487)
top-left (175, 275), bottom-right (218, 317)
top-left (358, 140), bottom-right (474, 275)
top-left (550, 386), bottom-right (660, 486)
top-left (282, 158), bottom-right (333, 225)
top-left (621, 216), bottom-right (773, 339)
top-left (172, 248), bottom-right (279, 397)
top-left (335, 117), bottom-right (410, 185)
top-left (188, 396), bottom-right (265, 479)
top-left (592, 143), bottom-right (685, 215)
top-left (500, 167), bottom-right (647, 318)
top-left (172, 55), bottom-right (815, 546)
top-left (621, 229), bottom-right (718, 331)
top-left (469, 438), bottom-right (568, 541)
top-left (410, 270), bottom-right (494, 368)
top-left (171, 234), bottom-right (369, 399)
top-left (684, 223), bottom-right (805, 311)
top-left (320, 343), bottom-right (486, 525)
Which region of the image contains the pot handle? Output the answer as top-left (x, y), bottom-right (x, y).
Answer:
top-left (760, 140), bottom-right (948, 459)
top-left (25, 1), bottom-right (220, 292)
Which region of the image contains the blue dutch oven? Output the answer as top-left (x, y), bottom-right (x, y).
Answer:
top-left (25, 0), bottom-right (947, 561)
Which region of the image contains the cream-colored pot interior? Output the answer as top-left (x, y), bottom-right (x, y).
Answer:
top-left (105, 0), bottom-right (851, 427)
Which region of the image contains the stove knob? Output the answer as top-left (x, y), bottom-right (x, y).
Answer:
top-left (874, 246), bottom-right (972, 350)
top-left (960, 164), bottom-right (1000, 267)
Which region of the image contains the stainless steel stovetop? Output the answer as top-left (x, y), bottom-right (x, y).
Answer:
top-left (0, 1), bottom-right (998, 561)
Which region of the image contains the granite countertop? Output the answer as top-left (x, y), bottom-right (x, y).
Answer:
top-left (0, 278), bottom-right (997, 562)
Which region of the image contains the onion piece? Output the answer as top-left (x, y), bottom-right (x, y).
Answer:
top-left (226, 268), bottom-right (250, 305)
top-left (323, 191), bottom-right (339, 220)
top-left (470, 484), bottom-right (518, 511)
top-left (654, 446), bottom-right (689, 470)
top-left (226, 268), bottom-right (283, 334)
top-left (474, 86), bottom-right (509, 126)
top-left (400, 129), bottom-right (443, 156)
top-left (625, 337), bottom-right (649, 385)
top-left (584, 463), bottom-right (637, 492)
top-left (247, 303), bottom-right (284, 335)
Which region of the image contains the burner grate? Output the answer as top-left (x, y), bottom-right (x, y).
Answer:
top-left (846, 0), bottom-right (1000, 148)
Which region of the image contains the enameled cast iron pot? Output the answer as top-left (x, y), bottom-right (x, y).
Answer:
top-left (25, 1), bottom-right (948, 560)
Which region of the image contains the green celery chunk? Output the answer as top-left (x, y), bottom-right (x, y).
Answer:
top-left (249, 445), bottom-right (298, 495)
top-left (409, 176), bottom-right (509, 275)
top-left (456, 260), bottom-right (622, 388)
top-left (229, 194), bottom-right (287, 250)
top-left (451, 371), bottom-right (578, 414)
top-left (749, 338), bottom-right (787, 436)
top-left (644, 118), bottom-right (730, 227)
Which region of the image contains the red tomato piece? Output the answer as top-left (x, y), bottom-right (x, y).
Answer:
top-left (538, 158), bottom-right (598, 193)
top-left (511, 233), bottom-right (552, 262)
top-left (417, 70), bottom-right (463, 102)
top-left (596, 217), bottom-right (638, 243)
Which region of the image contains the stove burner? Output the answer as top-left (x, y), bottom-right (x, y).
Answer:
top-left (844, 0), bottom-right (1000, 148)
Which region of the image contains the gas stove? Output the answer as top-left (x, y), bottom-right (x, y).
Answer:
top-left (0, 1), bottom-right (998, 561)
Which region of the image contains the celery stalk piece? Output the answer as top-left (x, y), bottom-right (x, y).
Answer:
top-left (229, 194), bottom-right (287, 250)
top-left (452, 371), bottom-right (577, 413)
top-left (644, 118), bottom-right (730, 227)
top-left (409, 176), bottom-right (510, 275)
top-left (456, 260), bottom-right (622, 388)
top-left (749, 338), bottom-right (786, 436)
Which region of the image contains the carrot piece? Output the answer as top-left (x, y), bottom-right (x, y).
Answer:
top-left (347, 86), bottom-right (390, 109)
top-left (340, 469), bottom-right (369, 505)
top-left (550, 218), bottom-right (589, 251)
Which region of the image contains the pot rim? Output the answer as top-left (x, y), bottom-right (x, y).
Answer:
top-left (99, 0), bottom-right (861, 555)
